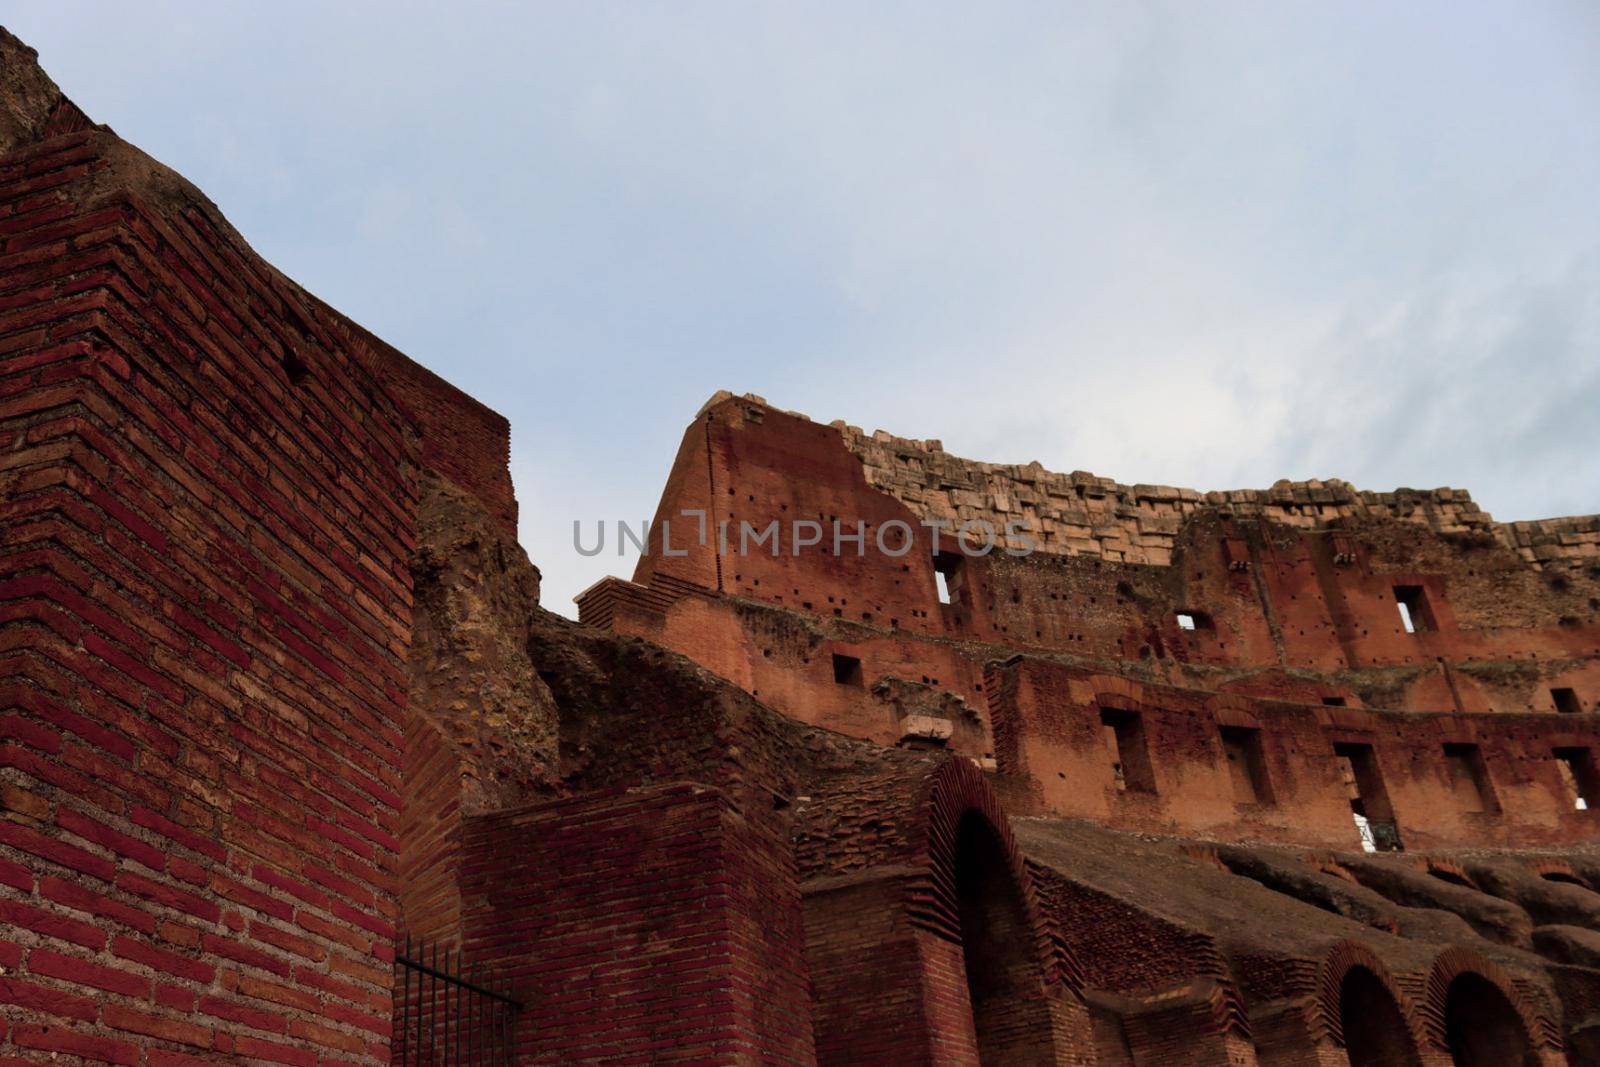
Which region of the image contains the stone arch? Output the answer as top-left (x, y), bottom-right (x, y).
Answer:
top-left (1421, 948), bottom-right (1554, 1066)
top-left (916, 757), bottom-right (1083, 1062)
top-left (1314, 941), bottom-right (1424, 1066)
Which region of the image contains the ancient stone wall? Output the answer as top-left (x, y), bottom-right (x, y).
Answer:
top-left (833, 407), bottom-right (1600, 572)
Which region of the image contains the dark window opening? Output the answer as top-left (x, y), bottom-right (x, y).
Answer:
top-left (1393, 584), bottom-right (1434, 633)
top-left (1552, 687), bottom-right (1583, 715)
top-left (953, 813), bottom-right (1058, 1062)
top-left (283, 350), bottom-right (310, 384)
top-left (1220, 726), bottom-right (1272, 805)
top-left (831, 653), bottom-right (862, 687)
top-left (1334, 742), bottom-right (1402, 852)
top-left (1100, 708), bottom-right (1156, 794)
top-left (1175, 610), bottom-right (1211, 632)
top-left (1322, 696), bottom-right (1347, 707)
top-left (934, 551), bottom-right (966, 606)
top-left (1553, 747), bottom-right (1599, 811)
top-left (1443, 973), bottom-right (1538, 1067)
top-left (1443, 743), bottom-right (1500, 814)
top-left (1339, 966), bottom-right (1423, 1067)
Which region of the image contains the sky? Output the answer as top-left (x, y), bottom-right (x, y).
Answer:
top-left (10, 3), bottom-right (1598, 615)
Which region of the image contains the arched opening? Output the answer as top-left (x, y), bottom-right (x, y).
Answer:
top-left (1443, 973), bottom-right (1537, 1067)
top-left (953, 810), bottom-right (1054, 1064)
top-left (1428, 868), bottom-right (1475, 890)
top-left (1539, 871), bottom-right (1588, 888)
top-left (1338, 966), bottom-right (1420, 1066)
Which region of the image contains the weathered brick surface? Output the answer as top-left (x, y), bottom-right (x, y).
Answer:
top-left (0, 65), bottom-right (420, 1064)
top-left (584, 392), bottom-right (1600, 856)
top-left (459, 785), bottom-right (815, 1066)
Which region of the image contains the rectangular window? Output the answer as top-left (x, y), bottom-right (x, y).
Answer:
top-left (1394, 585), bottom-right (1434, 633)
top-left (1334, 742), bottom-right (1402, 852)
top-left (1100, 708), bottom-right (1156, 794)
top-left (1443, 743), bottom-right (1499, 814)
top-left (1220, 726), bottom-right (1272, 805)
top-left (1553, 748), bottom-right (1599, 811)
top-left (1552, 687), bottom-right (1584, 715)
top-left (1176, 613), bottom-right (1196, 631)
top-left (831, 653), bottom-right (862, 686)
top-left (933, 552), bottom-right (966, 606)
top-left (1321, 696), bottom-right (1347, 707)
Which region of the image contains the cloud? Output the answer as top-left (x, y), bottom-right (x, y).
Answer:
top-left (9, 3), bottom-right (1597, 615)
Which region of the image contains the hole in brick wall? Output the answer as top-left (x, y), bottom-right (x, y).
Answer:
top-left (1393, 585), bottom-right (1434, 633)
top-left (1322, 696), bottom-right (1347, 707)
top-left (1443, 743), bottom-right (1500, 815)
top-left (934, 551), bottom-right (966, 605)
top-left (1176, 612), bottom-right (1196, 631)
top-left (1175, 610), bottom-right (1212, 632)
top-left (1552, 687), bottom-right (1584, 715)
top-left (1099, 708), bottom-right (1156, 794)
top-left (282, 350), bottom-right (310, 384)
top-left (831, 653), bottom-right (862, 686)
top-left (1334, 742), bottom-right (1402, 852)
top-left (1219, 726), bottom-right (1273, 805)
top-left (1553, 747), bottom-right (1599, 811)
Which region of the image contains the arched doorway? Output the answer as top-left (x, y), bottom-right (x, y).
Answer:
top-left (1338, 965), bottom-right (1420, 1066)
top-left (953, 809), bottom-right (1055, 1064)
top-left (1443, 972), bottom-right (1537, 1067)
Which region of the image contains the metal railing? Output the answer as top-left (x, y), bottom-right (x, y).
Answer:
top-left (395, 936), bottom-right (521, 1065)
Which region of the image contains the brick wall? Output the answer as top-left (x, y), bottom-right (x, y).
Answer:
top-left (396, 716), bottom-right (464, 949)
top-left (0, 127), bottom-right (417, 1063)
top-left (998, 659), bottom-right (1600, 850)
top-left (342, 329), bottom-right (517, 536)
top-left (458, 784), bottom-right (815, 1065)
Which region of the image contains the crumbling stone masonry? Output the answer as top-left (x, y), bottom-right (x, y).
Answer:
top-left (2, 28), bottom-right (1598, 1067)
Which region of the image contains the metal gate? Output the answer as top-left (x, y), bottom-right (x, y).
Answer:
top-left (394, 937), bottom-right (521, 1065)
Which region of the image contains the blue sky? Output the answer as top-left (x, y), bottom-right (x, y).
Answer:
top-left (11, 4), bottom-right (1598, 614)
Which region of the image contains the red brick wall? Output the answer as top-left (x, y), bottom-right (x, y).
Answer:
top-left (998, 659), bottom-right (1600, 851)
top-left (0, 129), bottom-right (416, 1065)
top-left (632, 397), bottom-right (952, 633)
top-left (396, 716), bottom-right (464, 948)
top-left (458, 784), bottom-right (815, 1065)
top-left (803, 877), bottom-right (946, 1066)
top-left (342, 330), bottom-right (517, 536)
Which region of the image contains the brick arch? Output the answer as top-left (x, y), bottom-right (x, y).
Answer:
top-left (1313, 940), bottom-right (1425, 1055)
top-left (1524, 859), bottom-right (1593, 890)
top-left (1421, 947), bottom-right (1560, 1057)
top-left (1209, 692), bottom-right (1264, 729)
top-left (911, 756), bottom-right (1086, 996)
top-left (1423, 858), bottom-right (1477, 888)
top-left (1081, 672), bottom-right (1150, 709)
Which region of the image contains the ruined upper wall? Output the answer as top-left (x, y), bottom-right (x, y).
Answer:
top-left (828, 413), bottom-right (1598, 571)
